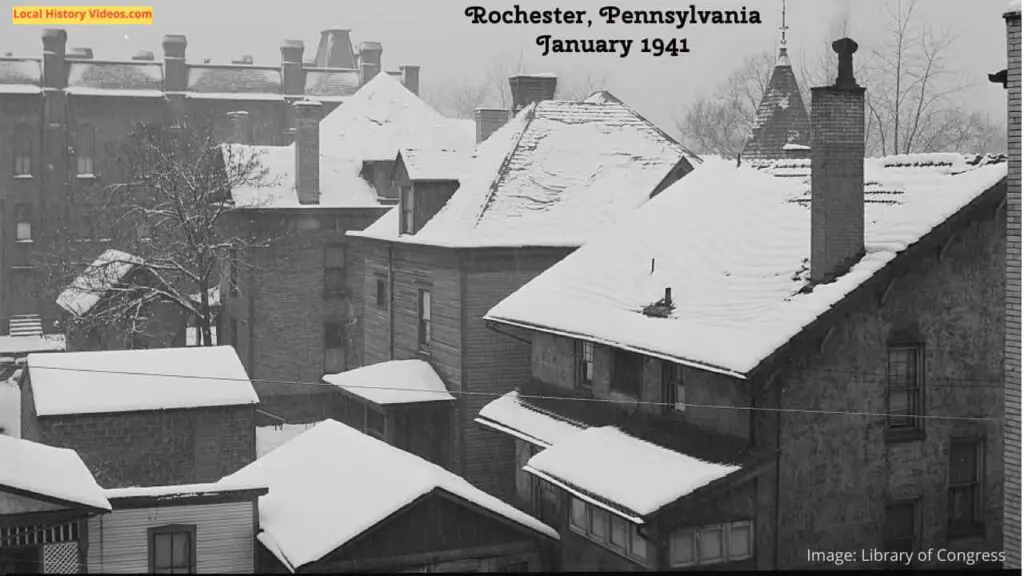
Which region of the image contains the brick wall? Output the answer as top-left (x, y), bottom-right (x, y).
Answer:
top-left (773, 200), bottom-right (1004, 569)
top-left (31, 404), bottom-right (255, 488)
top-left (1004, 7), bottom-right (1022, 569)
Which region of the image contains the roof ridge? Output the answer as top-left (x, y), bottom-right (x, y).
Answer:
top-left (471, 104), bottom-right (538, 227)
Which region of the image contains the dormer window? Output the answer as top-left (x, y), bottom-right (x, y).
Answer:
top-left (400, 185), bottom-right (415, 234)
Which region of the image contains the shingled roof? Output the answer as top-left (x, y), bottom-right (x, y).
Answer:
top-left (0, 58), bottom-right (41, 93)
top-left (741, 48), bottom-right (811, 160)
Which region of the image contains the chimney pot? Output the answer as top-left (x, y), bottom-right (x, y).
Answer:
top-left (508, 74), bottom-right (558, 112)
top-left (226, 111), bottom-right (250, 145)
top-left (400, 64), bottom-right (420, 96)
top-left (131, 50), bottom-right (154, 61)
top-left (473, 108), bottom-right (510, 143)
top-left (294, 100), bottom-right (323, 205)
top-left (832, 38), bottom-right (859, 89)
top-left (280, 39), bottom-right (304, 63)
top-left (664, 287), bottom-right (672, 306)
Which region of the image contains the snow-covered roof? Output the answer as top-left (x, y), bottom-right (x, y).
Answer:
top-left (224, 143), bottom-right (379, 209)
top-left (319, 72), bottom-right (474, 163)
top-left (103, 481), bottom-right (267, 500)
top-left (0, 380), bottom-right (20, 437)
top-left (1008, 0), bottom-right (1022, 15)
top-left (56, 249), bottom-right (143, 317)
top-left (257, 422), bottom-right (320, 458)
top-left (525, 426), bottom-right (741, 519)
top-left (0, 435), bottom-right (111, 511)
top-left (322, 359), bottom-right (454, 405)
top-left (486, 154), bottom-right (1007, 377)
top-left (398, 147), bottom-right (470, 181)
top-left (352, 94), bottom-right (696, 248)
top-left (222, 419), bottom-right (557, 571)
top-left (476, 391), bottom-right (586, 448)
top-left (0, 335), bottom-right (66, 355)
top-left (27, 346), bottom-right (259, 417)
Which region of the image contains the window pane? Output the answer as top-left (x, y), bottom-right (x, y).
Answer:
top-left (171, 532), bottom-right (189, 566)
top-left (609, 516), bottom-right (627, 550)
top-left (670, 530), bottom-right (694, 566)
top-left (729, 524), bottom-right (752, 559)
top-left (570, 498), bottom-right (586, 529)
top-left (589, 508), bottom-right (608, 540)
top-left (699, 527), bottom-right (724, 562)
top-left (16, 222), bottom-right (31, 241)
top-left (422, 291), bottom-right (431, 320)
top-left (675, 383), bottom-right (686, 411)
top-left (630, 527), bottom-right (647, 560)
top-left (376, 278), bottom-right (387, 307)
top-left (154, 533), bottom-right (172, 568)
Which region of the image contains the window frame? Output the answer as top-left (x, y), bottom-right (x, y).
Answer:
top-left (669, 521), bottom-right (754, 568)
top-left (147, 524), bottom-right (197, 574)
top-left (417, 289), bottom-right (432, 352)
top-left (575, 341), bottom-right (594, 390)
top-left (323, 320), bottom-right (346, 374)
top-left (15, 202), bottom-right (33, 242)
top-left (885, 344), bottom-right (925, 435)
top-left (611, 349), bottom-right (643, 398)
top-left (663, 362), bottom-right (686, 413)
top-left (76, 123), bottom-right (96, 176)
top-left (375, 275), bottom-right (388, 309)
top-left (568, 497), bottom-right (650, 565)
top-left (323, 244), bottom-right (347, 297)
top-left (884, 499), bottom-right (919, 558)
top-left (947, 437), bottom-right (985, 537)
top-left (13, 122), bottom-right (32, 177)
top-left (401, 185), bottom-right (415, 234)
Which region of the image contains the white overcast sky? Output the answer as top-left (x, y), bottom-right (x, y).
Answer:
top-left (1, 0), bottom-right (1012, 132)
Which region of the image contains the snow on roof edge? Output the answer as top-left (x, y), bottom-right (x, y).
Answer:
top-left (257, 532), bottom-right (297, 573)
top-left (104, 481), bottom-right (268, 500)
top-left (523, 465), bottom-right (643, 524)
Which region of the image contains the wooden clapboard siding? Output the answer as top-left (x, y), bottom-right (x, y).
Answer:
top-left (87, 501), bottom-right (256, 574)
top-left (362, 242), bottom-right (393, 366)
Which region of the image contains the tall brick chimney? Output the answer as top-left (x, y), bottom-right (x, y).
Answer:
top-left (281, 40), bottom-right (305, 96)
top-left (810, 38), bottom-right (866, 284)
top-left (227, 111), bottom-right (249, 144)
top-left (162, 34), bottom-right (188, 92)
top-left (400, 65), bottom-right (420, 96)
top-left (294, 100), bottom-right (322, 205)
top-left (509, 74), bottom-right (558, 112)
top-left (314, 29), bottom-right (356, 69)
top-left (473, 108), bottom-right (510, 143)
top-left (359, 41), bottom-right (382, 85)
top-left (41, 29), bottom-right (67, 89)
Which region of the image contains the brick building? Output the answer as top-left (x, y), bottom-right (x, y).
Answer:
top-left (348, 76), bottom-right (696, 499)
top-left (19, 346), bottom-right (259, 488)
top-left (0, 27), bottom-right (418, 339)
top-left (219, 72), bottom-right (471, 422)
top-left (482, 39), bottom-right (1008, 570)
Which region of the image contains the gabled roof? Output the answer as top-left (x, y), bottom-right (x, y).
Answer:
top-left (318, 72), bottom-right (473, 162)
top-left (27, 346), bottom-right (259, 416)
top-left (323, 359), bottom-right (454, 405)
top-left (396, 147), bottom-right (470, 181)
top-left (0, 435), bottom-right (111, 512)
top-left (352, 93), bottom-right (697, 248)
top-left (56, 249), bottom-right (145, 317)
top-left (741, 50), bottom-right (810, 160)
top-left (526, 426), bottom-right (742, 520)
top-left (257, 422), bottom-right (321, 458)
top-left (222, 419), bottom-right (557, 572)
top-left (486, 154), bottom-right (1007, 377)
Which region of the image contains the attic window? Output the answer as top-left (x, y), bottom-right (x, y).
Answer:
top-left (643, 287), bottom-right (675, 318)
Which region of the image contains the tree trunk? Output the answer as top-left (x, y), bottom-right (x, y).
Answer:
top-left (198, 281), bottom-right (214, 347)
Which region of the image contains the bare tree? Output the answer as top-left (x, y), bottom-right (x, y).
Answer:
top-left (41, 115), bottom-right (274, 349)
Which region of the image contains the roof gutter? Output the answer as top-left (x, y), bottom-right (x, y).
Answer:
top-left (522, 465), bottom-right (644, 525)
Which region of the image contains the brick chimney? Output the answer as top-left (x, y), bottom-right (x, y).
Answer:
top-left (359, 41), bottom-right (382, 85)
top-left (810, 38), bottom-right (866, 284)
top-left (281, 40), bottom-right (305, 96)
top-left (509, 74), bottom-right (558, 112)
top-left (131, 50), bottom-right (154, 61)
top-left (162, 34), bottom-right (188, 92)
top-left (41, 29), bottom-right (67, 89)
top-left (314, 29), bottom-right (356, 69)
top-left (227, 111), bottom-right (249, 144)
top-left (399, 65), bottom-right (420, 95)
top-left (473, 108), bottom-right (510, 143)
top-left (67, 47), bottom-right (93, 59)
top-left (294, 100), bottom-right (322, 205)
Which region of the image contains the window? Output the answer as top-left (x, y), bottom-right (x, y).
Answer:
top-left (669, 521), bottom-right (754, 567)
top-left (884, 500), bottom-right (918, 557)
top-left (611, 350), bottom-right (643, 397)
top-left (663, 363), bottom-right (686, 412)
top-left (948, 437), bottom-right (984, 536)
top-left (375, 275), bottom-right (387, 309)
top-left (887, 345), bottom-right (924, 431)
top-left (228, 248), bottom-right (238, 296)
top-left (401, 185), bottom-right (415, 234)
top-left (13, 123), bottom-right (31, 176)
top-left (148, 525), bottom-right (195, 574)
top-left (418, 289), bottom-right (431, 351)
top-left (569, 498), bottom-right (649, 564)
top-left (323, 320), bottom-right (346, 374)
top-left (365, 404), bottom-right (385, 439)
top-left (534, 477), bottom-right (559, 527)
top-left (576, 341), bottom-right (594, 389)
top-left (323, 245), bottom-right (346, 296)
top-left (76, 124), bottom-right (95, 175)
top-left (15, 203), bottom-right (32, 242)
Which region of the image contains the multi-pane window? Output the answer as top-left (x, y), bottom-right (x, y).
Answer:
top-left (611, 350), bottom-right (643, 397)
top-left (13, 123), bottom-right (31, 176)
top-left (884, 500), bottom-right (918, 558)
top-left (576, 341), bottom-right (594, 389)
top-left (15, 203), bottom-right (32, 242)
top-left (669, 521), bottom-right (754, 567)
top-left (887, 345), bottom-right (924, 430)
top-left (323, 245), bottom-right (346, 295)
top-left (569, 497), bottom-right (649, 565)
top-left (76, 124), bottom-right (95, 175)
top-left (663, 363), bottom-right (686, 412)
top-left (375, 276), bottom-right (387, 309)
top-left (418, 289), bottom-right (432, 351)
top-left (401, 185), bottom-right (415, 234)
top-left (149, 525), bottom-right (195, 574)
top-left (948, 437), bottom-right (984, 535)
top-left (323, 320), bottom-right (346, 374)
top-left (365, 405), bottom-right (385, 440)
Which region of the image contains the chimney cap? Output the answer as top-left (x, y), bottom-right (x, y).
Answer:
top-left (227, 110), bottom-right (250, 118)
top-left (831, 37), bottom-right (860, 89)
top-left (322, 27), bottom-right (351, 33)
top-left (41, 29), bottom-right (67, 42)
top-left (281, 39), bottom-right (304, 50)
top-left (359, 40), bottom-right (383, 51)
top-left (231, 55), bottom-right (254, 65)
top-left (162, 34), bottom-right (187, 47)
top-left (67, 47), bottom-right (94, 59)
top-left (293, 99), bottom-right (323, 112)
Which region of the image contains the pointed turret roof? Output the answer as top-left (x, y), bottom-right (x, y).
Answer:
top-left (741, 47), bottom-right (810, 160)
